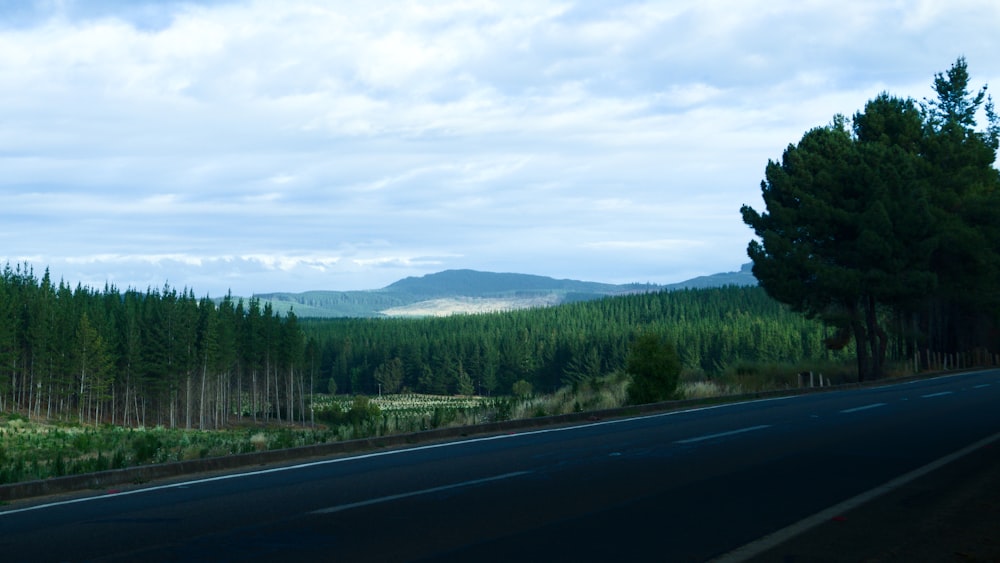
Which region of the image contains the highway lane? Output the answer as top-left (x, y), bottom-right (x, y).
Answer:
top-left (2, 370), bottom-right (999, 562)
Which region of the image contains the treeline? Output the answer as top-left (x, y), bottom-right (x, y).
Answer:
top-left (2, 260), bottom-right (848, 428)
top-left (0, 263), bottom-right (313, 429)
top-left (304, 286), bottom-right (847, 397)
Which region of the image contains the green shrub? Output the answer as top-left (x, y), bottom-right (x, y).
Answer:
top-left (347, 396), bottom-right (380, 427)
top-left (131, 432), bottom-right (162, 464)
top-left (512, 380), bottom-right (533, 397)
top-left (430, 407), bottom-right (456, 428)
top-left (626, 333), bottom-right (681, 405)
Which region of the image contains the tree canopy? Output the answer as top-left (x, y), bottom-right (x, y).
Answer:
top-left (742, 57), bottom-right (1000, 380)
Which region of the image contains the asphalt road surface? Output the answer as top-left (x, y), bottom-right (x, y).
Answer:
top-left (2, 370), bottom-right (998, 562)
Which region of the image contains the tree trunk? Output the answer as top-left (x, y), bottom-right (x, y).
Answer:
top-left (864, 295), bottom-right (887, 379)
top-left (852, 317), bottom-right (870, 382)
top-left (200, 361), bottom-right (207, 429)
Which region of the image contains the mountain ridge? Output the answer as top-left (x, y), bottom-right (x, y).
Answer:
top-left (252, 264), bottom-right (757, 318)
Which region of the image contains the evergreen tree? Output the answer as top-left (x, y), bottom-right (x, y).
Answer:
top-left (743, 58), bottom-right (1000, 378)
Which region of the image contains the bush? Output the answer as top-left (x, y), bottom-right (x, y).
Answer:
top-left (511, 380), bottom-right (533, 397)
top-left (131, 432), bottom-right (163, 464)
top-left (347, 396), bottom-right (381, 427)
top-left (316, 402), bottom-right (345, 426)
top-left (626, 333), bottom-right (681, 405)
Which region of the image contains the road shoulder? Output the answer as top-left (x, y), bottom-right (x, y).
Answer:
top-left (742, 434), bottom-right (1000, 562)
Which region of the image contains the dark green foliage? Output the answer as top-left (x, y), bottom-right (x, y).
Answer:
top-left (743, 58), bottom-right (1000, 380)
top-left (430, 407), bottom-right (457, 428)
top-left (314, 396), bottom-right (381, 428)
top-left (0, 264), bottom-right (308, 429)
top-left (131, 432), bottom-right (163, 464)
top-left (374, 358), bottom-right (405, 394)
top-left (0, 257), bottom-right (857, 427)
top-left (313, 402), bottom-right (344, 426)
top-left (487, 398), bottom-right (514, 422)
top-left (625, 333), bottom-right (681, 405)
top-left (301, 286), bottom-right (846, 397)
top-left (511, 379), bottom-right (533, 397)
top-left (347, 396), bottom-right (381, 426)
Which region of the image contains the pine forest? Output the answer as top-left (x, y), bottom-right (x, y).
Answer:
top-left (0, 260), bottom-right (864, 430)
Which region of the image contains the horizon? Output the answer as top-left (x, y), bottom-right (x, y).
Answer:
top-left (3, 260), bottom-right (752, 298)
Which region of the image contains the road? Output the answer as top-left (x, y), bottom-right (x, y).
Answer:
top-left (2, 370), bottom-right (999, 562)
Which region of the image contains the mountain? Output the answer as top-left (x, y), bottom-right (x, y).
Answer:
top-left (252, 265), bottom-right (757, 318)
top-left (384, 269), bottom-right (628, 298)
top-left (662, 262), bottom-right (757, 290)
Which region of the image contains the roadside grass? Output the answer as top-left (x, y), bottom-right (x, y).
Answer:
top-left (0, 413), bottom-right (341, 484)
top-left (0, 394), bottom-right (494, 485)
top-left (1, 359), bottom-right (874, 486)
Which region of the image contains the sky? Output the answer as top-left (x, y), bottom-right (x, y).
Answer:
top-left (1, 1), bottom-right (998, 297)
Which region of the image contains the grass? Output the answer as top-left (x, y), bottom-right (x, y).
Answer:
top-left (0, 394), bottom-right (498, 485)
top-left (0, 416), bottom-right (340, 484)
top-left (1, 359), bottom-right (870, 486)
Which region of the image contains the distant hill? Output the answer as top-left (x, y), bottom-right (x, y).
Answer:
top-left (384, 269), bottom-right (628, 298)
top-left (663, 262), bottom-right (757, 290)
top-left (252, 264), bottom-right (757, 318)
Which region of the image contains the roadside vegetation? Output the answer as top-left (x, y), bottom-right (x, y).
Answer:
top-left (0, 355), bottom-right (898, 486)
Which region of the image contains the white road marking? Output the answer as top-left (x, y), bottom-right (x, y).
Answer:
top-left (839, 403), bottom-right (886, 414)
top-left (0, 395), bottom-right (797, 516)
top-left (973, 384), bottom-right (991, 389)
top-left (310, 471), bottom-right (532, 515)
top-left (675, 425), bottom-right (771, 444)
top-left (711, 429), bottom-right (1000, 563)
top-left (921, 391), bottom-right (954, 398)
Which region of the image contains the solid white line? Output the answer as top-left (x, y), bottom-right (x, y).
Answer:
top-left (839, 403), bottom-right (886, 414)
top-left (310, 471), bottom-right (532, 515)
top-left (0, 395), bottom-right (797, 516)
top-left (1, 371), bottom-right (989, 517)
top-left (675, 425), bottom-right (771, 444)
top-left (921, 391), bottom-right (954, 398)
top-left (709, 429), bottom-right (1000, 563)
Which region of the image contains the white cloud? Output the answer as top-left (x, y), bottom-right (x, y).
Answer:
top-left (582, 239), bottom-right (706, 251)
top-left (0, 0), bottom-right (997, 297)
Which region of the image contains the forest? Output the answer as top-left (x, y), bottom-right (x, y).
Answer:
top-left (0, 258), bottom-right (864, 429)
top-left (0, 258), bottom-right (852, 430)
top-left (304, 285), bottom-right (844, 398)
top-left (0, 264), bottom-right (312, 430)
top-left (2, 252), bottom-right (994, 431)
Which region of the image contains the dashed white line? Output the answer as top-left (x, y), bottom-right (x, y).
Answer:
top-left (0, 396), bottom-right (797, 517)
top-left (840, 403), bottom-right (886, 414)
top-left (310, 471), bottom-right (532, 515)
top-left (922, 391), bottom-right (954, 398)
top-left (973, 384), bottom-right (991, 389)
top-left (675, 425), bottom-right (771, 444)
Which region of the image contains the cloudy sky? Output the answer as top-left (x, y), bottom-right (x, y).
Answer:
top-left (1, 1), bottom-right (998, 296)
